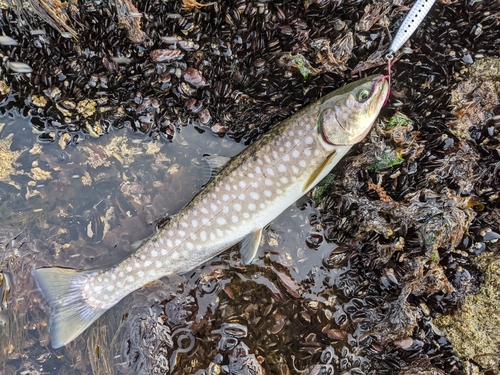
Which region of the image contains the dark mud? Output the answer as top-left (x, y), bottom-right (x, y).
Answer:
top-left (0, 0), bottom-right (499, 374)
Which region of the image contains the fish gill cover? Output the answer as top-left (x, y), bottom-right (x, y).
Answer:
top-left (0, 0), bottom-right (499, 374)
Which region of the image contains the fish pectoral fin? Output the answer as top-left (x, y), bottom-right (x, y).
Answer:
top-left (202, 155), bottom-right (231, 185)
top-left (302, 150), bottom-right (337, 193)
top-left (239, 228), bottom-right (263, 265)
top-left (32, 267), bottom-right (109, 349)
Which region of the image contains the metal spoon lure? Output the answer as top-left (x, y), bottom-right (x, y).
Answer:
top-left (386, 0), bottom-right (436, 60)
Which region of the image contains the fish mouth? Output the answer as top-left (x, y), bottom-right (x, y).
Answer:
top-left (373, 75), bottom-right (391, 107)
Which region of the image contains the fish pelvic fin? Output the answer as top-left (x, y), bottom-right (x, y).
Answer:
top-left (32, 267), bottom-right (108, 349)
top-left (240, 228), bottom-right (263, 265)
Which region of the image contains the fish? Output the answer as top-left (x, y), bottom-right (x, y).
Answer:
top-left (32, 75), bottom-right (389, 349)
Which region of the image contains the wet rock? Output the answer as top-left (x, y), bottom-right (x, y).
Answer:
top-left (435, 253), bottom-right (500, 373)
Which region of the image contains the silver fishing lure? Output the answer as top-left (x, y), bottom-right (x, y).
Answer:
top-left (387, 0), bottom-right (436, 58)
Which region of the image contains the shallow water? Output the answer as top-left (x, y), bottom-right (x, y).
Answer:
top-left (0, 108), bottom-right (350, 374)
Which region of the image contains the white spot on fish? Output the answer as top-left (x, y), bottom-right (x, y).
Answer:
top-left (280, 177), bottom-right (288, 184)
top-left (161, 249), bottom-right (167, 256)
top-left (292, 150), bottom-right (300, 158)
top-left (140, 255), bottom-right (145, 261)
top-left (186, 242), bottom-right (194, 250)
top-left (305, 136), bottom-right (313, 145)
top-left (289, 130), bottom-right (295, 136)
top-left (168, 231), bottom-right (174, 237)
top-left (268, 169), bottom-right (275, 177)
top-left (179, 230), bottom-right (185, 237)
top-left (200, 231), bottom-right (207, 241)
top-left (272, 151), bottom-right (278, 159)
top-left (243, 212), bottom-right (249, 219)
top-left (216, 228), bottom-right (223, 237)
top-left (304, 149), bottom-right (311, 157)
top-left (172, 252), bottom-right (179, 259)
top-left (234, 203), bottom-right (242, 211)
top-left (135, 262), bottom-right (141, 268)
top-left (127, 276), bottom-right (135, 283)
top-left (292, 166), bottom-right (299, 174)
top-left (167, 240), bottom-right (173, 247)
top-left (222, 206), bottom-right (229, 214)
top-left (238, 194), bottom-right (245, 200)
top-left (285, 141), bottom-right (291, 148)
top-left (248, 173), bottom-right (254, 178)
top-left (202, 218), bottom-right (209, 225)
top-left (232, 215), bottom-right (238, 223)
top-left (217, 217), bottom-right (227, 225)
top-left (239, 181), bottom-right (246, 188)
top-left (191, 233), bottom-right (197, 240)
top-left (144, 260), bottom-right (152, 267)
top-left (211, 203), bottom-right (217, 211)
top-left (181, 222), bottom-right (188, 228)
top-left (264, 155), bottom-right (271, 163)
top-left (103, 294), bottom-right (109, 300)
top-left (299, 160), bottom-right (306, 168)
top-left (175, 239), bottom-right (181, 246)
top-left (283, 155), bottom-right (290, 162)
top-left (251, 182), bottom-right (258, 189)
top-left (225, 184), bottom-right (231, 191)
top-left (278, 164), bottom-right (286, 173)
top-left (265, 178), bottom-right (273, 186)
top-left (277, 189), bottom-right (283, 194)
top-left (149, 269), bottom-right (156, 276)
top-left (248, 203), bottom-right (256, 211)
top-left (138, 271), bottom-right (145, 277)
top-left (298, 130), bottom-right (303, 136)
top-left (119, 272), bottom-right (124, 278)
top-left (156, 260), bottom-right (163, 268)
top-left (117, 282), bottom-right (123, 288)
top-left (259, 203), bottom-right (265, 209)
top-left (255, 167), bottom-right (262, 174)
top-left (210, 232), bottom-right (216, 241)
top-left (279, 147), bottom-right (284, 152)
top-left (294, 139), bottom-right (300, 145)
top-left (151, 250), bottom-right (158, 257)
top-left (126, 266), bottom-right (132, 272)
top-left (250, 192), bottom-right (260, 200)
top-left (201, 207), bottom-right (209, 214)
top-left (314, 149), bottom-right (320, 156)
top-left (182, 251), bottom-right (189, 258)
top-left (192, 219), bottom-right (198, 227)
top-left (111, 274), bottom-right (116, 281)
top-left (222, 194), bottom-right (229, 201)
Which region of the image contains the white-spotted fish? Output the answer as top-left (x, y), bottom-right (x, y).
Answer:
top-left (33, 75), bottom-right (389, 348)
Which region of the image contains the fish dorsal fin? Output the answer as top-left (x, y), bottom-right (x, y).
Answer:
top-left (240, 228), bottom-right (263, 265)
top-left (202, 155), bottom-right (231, 185)
top-left (302, 150), bottom-right (337, 193)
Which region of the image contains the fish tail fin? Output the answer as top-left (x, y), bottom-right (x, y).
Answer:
top-left (32, 267), bottom-right (108, 349)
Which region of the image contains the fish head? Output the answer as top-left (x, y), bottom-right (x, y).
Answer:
top-left (318, 75), bottom-right (389, 147)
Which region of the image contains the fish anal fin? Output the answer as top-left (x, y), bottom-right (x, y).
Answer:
top-left (32, 267), bottom-right (109, 349)
top-left (240, 228), bottom-right (263, 265)
top-left (202, 155), bottom-right (231, 185)
top-left (302, 150), bottom-right (337, 193)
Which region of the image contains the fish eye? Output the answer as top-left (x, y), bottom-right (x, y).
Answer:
top-left (356, 89), bottom-right (372, 102)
